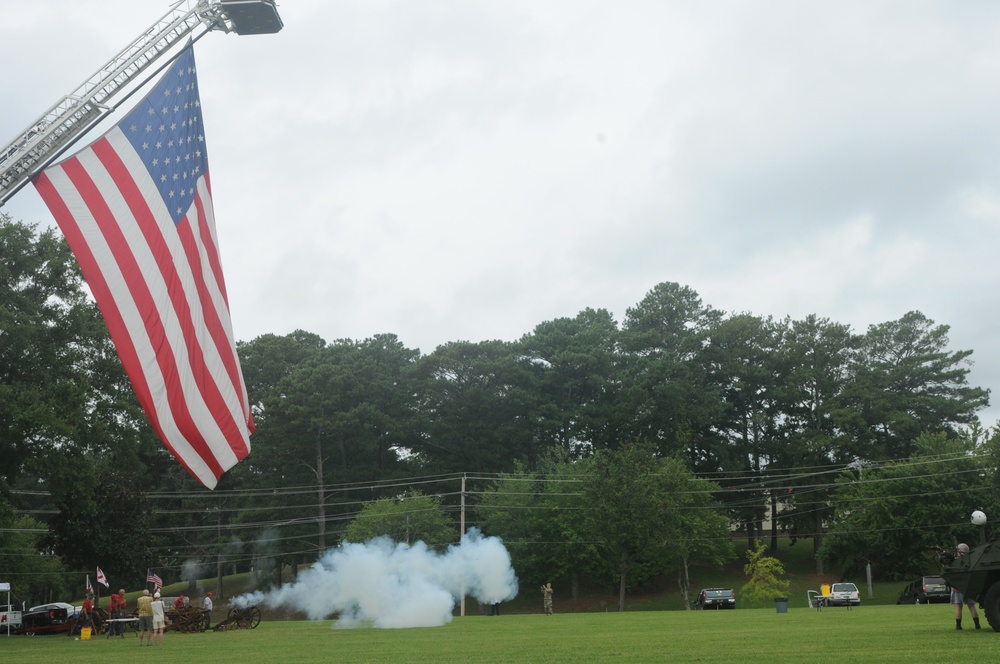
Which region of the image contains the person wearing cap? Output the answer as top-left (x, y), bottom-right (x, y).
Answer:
top-left (106, 592), bottom-right (120, 637)
top-left (202, 591), bottom-right (214, 631)
top-left (951, 543), bottom-right (981, 630)
top-left (151, 591), bottom-right (166, 646)
top-left (173, 594), bottom-right (186, 609)
top-left (112, 589), bottom-right (128, 638)
top-left (80, 593), bottom-right (94, 632)
top-left (137, 589), bottom-right (154, 645)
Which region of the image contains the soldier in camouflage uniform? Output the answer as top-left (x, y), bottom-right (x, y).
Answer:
top-left (541, 583), bottom-right (553, 615)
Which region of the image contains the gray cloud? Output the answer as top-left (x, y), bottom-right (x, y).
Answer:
top-left (3, 0), bottom-right (998, 423)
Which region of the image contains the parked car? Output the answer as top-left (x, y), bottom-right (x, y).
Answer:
top-left (827, 582), bottom-right (861, 607)
top-left (0, 604), bottom-right (22, 634)
top-left (695, 588), bottom-right (736, 609)
top-left (896, 576), bottom-right (951, 604)
top-left (21, 602), bottom-right (73, 635)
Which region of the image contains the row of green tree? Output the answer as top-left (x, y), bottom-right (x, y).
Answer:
top-left (304, 429), bottom-right (1000, 610)
top-left (1, 214), bottom-right (996, 607)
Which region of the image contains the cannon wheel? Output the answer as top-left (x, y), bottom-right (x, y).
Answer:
top-left (984, 582), bottom-right (1000, 632)
top-left (92, 607), bottom-right (110, 635)
top-left (225, 606), bottom-right (262, 629)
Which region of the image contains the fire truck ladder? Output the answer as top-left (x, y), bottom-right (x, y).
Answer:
top-left (0, 0), bottom-right (282, 207)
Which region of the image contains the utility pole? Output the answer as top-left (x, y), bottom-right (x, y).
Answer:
top-left (460, 473), bottom-right (466, 617)
top-left (216, 504), bottom-right (223, 598)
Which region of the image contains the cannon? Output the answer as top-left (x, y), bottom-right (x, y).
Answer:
top-left (165, 606), bottom-right (208, 633)
top-left (212, 605), bottom-right (261, 631)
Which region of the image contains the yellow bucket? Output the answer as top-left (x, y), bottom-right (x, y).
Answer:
top-left (81, 627), bottom-right (91, 640)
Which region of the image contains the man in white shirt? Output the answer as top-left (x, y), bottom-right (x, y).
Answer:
top-left (202, 592), bottom-right (214, 631)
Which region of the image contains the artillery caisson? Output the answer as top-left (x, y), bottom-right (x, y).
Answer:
top-left (165, 606), bottom-right (209, 633)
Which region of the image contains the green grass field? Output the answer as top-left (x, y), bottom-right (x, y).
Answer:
top-left (3, 605), bottom-right (998, 663)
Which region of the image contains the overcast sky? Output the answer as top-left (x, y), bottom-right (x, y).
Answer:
top-left (3, 1), bottom-right (1000, 425)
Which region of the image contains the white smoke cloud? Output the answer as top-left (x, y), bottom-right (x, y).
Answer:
top-left (182, 559), bottom-right (207, 583)
top-left (230, 528), bottom-right (518, 629)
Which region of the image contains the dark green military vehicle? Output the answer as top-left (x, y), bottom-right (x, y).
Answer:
top-left (939, 511), bottom-right (1000, 631)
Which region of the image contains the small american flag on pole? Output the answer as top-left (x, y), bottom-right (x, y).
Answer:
top-left (146, 569), bottom-right (162, 591)
top-left (33, 45), bottom-right (253, 489)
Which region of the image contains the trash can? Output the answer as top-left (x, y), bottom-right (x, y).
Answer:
top-left (774, 597), bottom-right (789, 614)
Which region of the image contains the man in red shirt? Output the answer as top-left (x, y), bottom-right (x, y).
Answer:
top-left (78, 593), bottom-right (94, 634)
top-left (108, 592), bottom-right (129, 637)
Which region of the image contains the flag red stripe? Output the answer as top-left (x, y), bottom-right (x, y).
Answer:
top-left (77, 152), bottom-right (225, 480)
top-left (89, 140), bottom-right (236, 477)
top-left (33, 169), bottom-right (184, 475)
top-left (38, 152), bottom-right (227, 484)
top-left (35, 133), bottom-right (255, 486)
top-left (192, 183), bottom-right (253, 434)
top-left (197, 174), bottom-right (229, 305)
top-left (180, 192), bottom-right (251, 455)
top-left (31, 45), bottom-right (251, 488)
top-left (173, 215), bottom-right (250, 458)
top-left (97, 139), bottom-right (249, 473)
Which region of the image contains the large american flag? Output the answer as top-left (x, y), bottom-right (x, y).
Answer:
top-left (33, 45), bottom-right (253, 489)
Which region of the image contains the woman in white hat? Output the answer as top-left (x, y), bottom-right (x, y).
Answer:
top-left (151, 592), bottom-right (166, 645)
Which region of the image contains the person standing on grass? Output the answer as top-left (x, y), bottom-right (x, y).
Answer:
top-left (79, 593), bottom-right (94, 633)
top-left (137, 589), bottom-right (153, 645)
top-left (114, 589), bottom-right (128, 637)
top-left (119, 589), bottom-right (129, 636)
top-left (151, 592), bottom-right (166, 646)
top-left (202, 591), bottom-right (214, 630)
top-left (541, 583), bottom-right (553, 615)
top-left (106, 592), bottom-right (119, 635)
top-left (951, 543), bottom-right (981, 630)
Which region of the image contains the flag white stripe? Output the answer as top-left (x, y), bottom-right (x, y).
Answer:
top-left (43, 160), bottom-right (220, 487)
top-left (185, 176), bottom-right (253, 432)
top-left (89, 134), bottom-right (244, 471)
top-left (34, 45), bottom-right (251, 488)
top-left (43, 142), bottom-right (240, 487)
top-left (196, 187), bottom-right (252, 427)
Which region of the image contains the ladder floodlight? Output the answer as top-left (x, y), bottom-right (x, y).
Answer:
top-left (0, 0), bottom-right (283, 206)
top-left (219, 0), bottom-right (284, 35)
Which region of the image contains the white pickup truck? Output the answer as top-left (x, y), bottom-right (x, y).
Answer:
top-left (0, 604), bottom-right (22, 633)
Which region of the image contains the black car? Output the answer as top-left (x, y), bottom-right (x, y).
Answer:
top-left (21, 602), bottom-right (73, 635)
top-left (695, 588), bottom-right (736, 609)
top-left (897, 576), bottom-right (951, 604)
